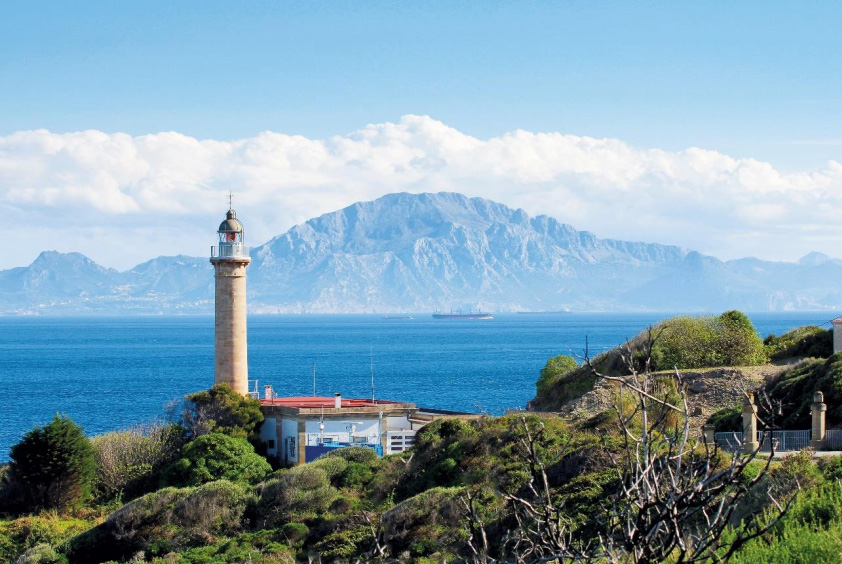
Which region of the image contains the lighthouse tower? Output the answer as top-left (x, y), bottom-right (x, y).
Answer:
top-left (210, 205), bottom-right (251, 396)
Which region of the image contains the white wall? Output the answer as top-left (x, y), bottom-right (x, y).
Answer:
top-left (304, 417), bottom-right (381, 445)
top-left (260, 417), bottom-right (277, 457)
top-left (280, 418), bottom-right (298, 465)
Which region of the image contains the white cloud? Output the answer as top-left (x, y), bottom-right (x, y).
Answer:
top-left (2, 115), bottom-right (842, 270)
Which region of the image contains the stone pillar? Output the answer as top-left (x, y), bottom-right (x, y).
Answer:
top-left (833, 318), bottom-right (842, 354)
top-left (742, 392), bottom-right (759, 454)
top-left (212, 257), bottom-right (251, 395)
top-left (702, 424), bottom-right (716, 446)
top-left (811, 391), bottom-right (827, 450)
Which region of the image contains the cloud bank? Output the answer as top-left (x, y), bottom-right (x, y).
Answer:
top-left (2, 115), bottom-right (842, 270)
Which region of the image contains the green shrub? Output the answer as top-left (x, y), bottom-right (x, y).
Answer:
top-left (164, 433), bottom-right (271, 487)
top-left (340, 462), bottom-right (373, 489)
top-left (321, 446), bottom-right (380, 465)
top-left (707, 406), bottom-right (742, 432)
top-left (381, 487), bottom-right (465, 553)
top-left (729, 481), bottom-right (842, 563)
top-left (536, 355), bottom-right (578, 398)
top-left (181, 384), bottom-right (264, 441)
top-left (309, 456), bottom-right (348, 483)
top-left (173, 480), bottom-right (252, 538)
top-left (766, 355), bottom-right (842, 428)
top-left (91, 423), bottom-right (183, 501)
top-left (716, 310), bottom-right (768, 366)
top-left (312, 526), bottom-right (370, 559)
top-left (278, 522), bottom-right (308, 547)
top-left (14, 543), bottom-right (66, 564)
top-left (765, 325), bottom-right (833, 361)
top-left (71, 480), bottom-right (250, 562)
top-left (10, 415), bottom-right (96, 512)
top-left (256, 466), bottom-right (337, 526)
top-left (0, 515), bottom-right (92, 563)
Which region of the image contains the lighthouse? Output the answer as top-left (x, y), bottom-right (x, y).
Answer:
top-left (210, 204), bottom-right (251, 395)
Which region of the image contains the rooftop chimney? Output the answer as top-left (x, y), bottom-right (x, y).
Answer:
top-left (334, 393), bottom-right (342, 409)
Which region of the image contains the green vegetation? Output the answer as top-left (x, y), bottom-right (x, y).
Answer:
top-left (91, 424), bottom-right (183, 502)
top-left (531, 310), bottom-right (767, 411)
top-left (764, 325), bottom-right (833, 361)
top-left (182, 384), bottom-right (264, 441)
top-left (535, 354), bottom-right (578, 399)
top-left (650, 310), bottom-right (766, 370)
top-left (6, 315), bottom-right (842, 562)
top-left (164, 433), bottom-right (271, 487)
top-left (10, 415), bottom-right (96, 512)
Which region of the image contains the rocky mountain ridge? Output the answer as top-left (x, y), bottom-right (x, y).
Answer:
top-left (4, 192), bottom-right (842, 314)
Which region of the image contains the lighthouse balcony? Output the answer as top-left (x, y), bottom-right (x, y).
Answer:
top-left (211, 243), bottom-right (250, 259)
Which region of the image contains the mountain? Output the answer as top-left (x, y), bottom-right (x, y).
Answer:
top-left (4, 192), bottom-right (842, 314)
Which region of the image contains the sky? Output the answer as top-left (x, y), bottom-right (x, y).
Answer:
top-left (2, 1), bottom-right (842, 270)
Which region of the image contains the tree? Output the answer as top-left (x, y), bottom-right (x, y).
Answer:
top-left (463, 330), bottom-right (786, 563)
top-left (10, 414), bottom-right (96, 512)
top-left (181, 383), bottom-right (264, 441)
top-left (535, 355), bottom-right (578, 398)
top-left (163, 433), bottom-right (271, 487)
top-left (716, 310), bottom-right (767, 366)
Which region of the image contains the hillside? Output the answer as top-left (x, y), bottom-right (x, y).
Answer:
top-left (6, 192), bottom-right (842, 313)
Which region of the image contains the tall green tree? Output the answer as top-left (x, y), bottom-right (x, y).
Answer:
top-left (10, 414), bottom-right (96, 512)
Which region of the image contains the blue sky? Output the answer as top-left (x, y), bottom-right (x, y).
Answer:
top-left (2, 1), bottom-right (842, 269)
top-left (2, 1), bottom-right (841, 169)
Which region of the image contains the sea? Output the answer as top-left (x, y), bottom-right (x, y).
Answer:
top-left (0, 312), bottom-right (837, 461)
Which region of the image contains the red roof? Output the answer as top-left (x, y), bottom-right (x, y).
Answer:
top-left (260, 396), bottom-right (401, 409)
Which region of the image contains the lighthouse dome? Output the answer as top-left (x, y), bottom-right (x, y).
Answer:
top-left (218, 209), bottom-right (244, 233)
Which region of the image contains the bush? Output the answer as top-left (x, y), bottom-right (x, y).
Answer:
top-left (256, 466), bottom-right (337, 526)
top-left (340, 462), bottom-right (373, 489)
top-left (536, 355), bottom-right (578, 398)
top-left (163, 433), bottom-right (271, 487)
top-left (321, 446), bottom-right (380, 465)
top-left (716, 310), bottom-right (767, 366)
top-left (14, 543), bottom-right (66, 564)
top-left (173, 480), bottom-right (252, 539)
top-left (707, 406), bottom-right (742, 432)
top-left (91, 423), bottom-right (183, 501)
top-left (181, 384), bottom-right (264, 441)
top-left (765, 326), bottom-right (833, 361)
top-left (72, 481), bottom-right (251, 562)
top-left (10, 415), bottom-right (96, 512)
top-left (309, 456), bottom-right (349, 488)
top-left (766, 355), bottom-right (842, 428)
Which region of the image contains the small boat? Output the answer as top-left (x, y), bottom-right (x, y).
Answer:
top-left (432, 309), bottom-right (493, 320)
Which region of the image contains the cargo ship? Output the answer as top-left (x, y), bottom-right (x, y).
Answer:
top-left (432, 309), bottom-right (493, 320)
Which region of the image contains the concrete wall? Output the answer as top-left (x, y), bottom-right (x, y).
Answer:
top-left (212, 257), bottom-right (250, 395)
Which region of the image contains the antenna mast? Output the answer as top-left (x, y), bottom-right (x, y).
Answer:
top-left (370, 346), bottom-right (376, 403)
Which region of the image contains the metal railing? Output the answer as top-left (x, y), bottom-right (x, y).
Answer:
top-left (211, 243), bottom-right (250, 259)
top-left (826, 429), bottom-right (842, 450)
top-left (713, 430), bottom-right (812, 453)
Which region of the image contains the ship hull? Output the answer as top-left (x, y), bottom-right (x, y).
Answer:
top-left (432, 313), bottom-right (493, 320)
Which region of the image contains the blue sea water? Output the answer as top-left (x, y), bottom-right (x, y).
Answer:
top-left (0, 312), bottom-right (836, 460)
